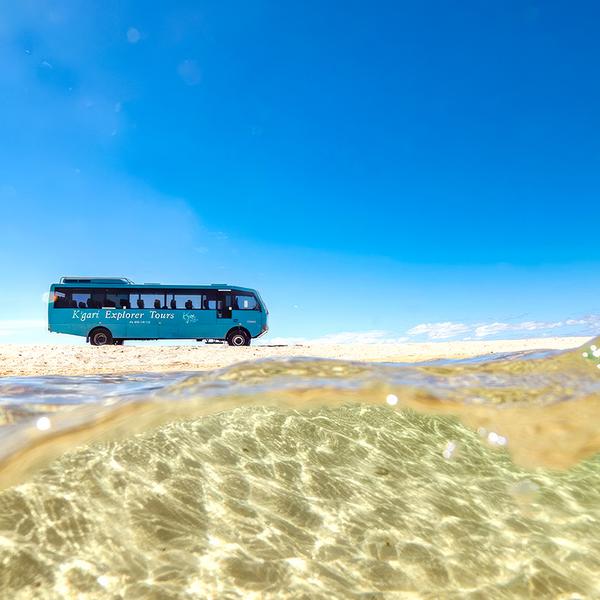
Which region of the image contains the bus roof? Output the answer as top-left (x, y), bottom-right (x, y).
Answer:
top-left (53, 277), bottom-right (256, 292)
top-left (59, 277), bottom-right (133, 284)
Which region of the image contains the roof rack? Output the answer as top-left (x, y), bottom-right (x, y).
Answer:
top-left (59, 277), bottom-right (134, 284)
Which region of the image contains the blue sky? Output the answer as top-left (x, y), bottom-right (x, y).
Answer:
top-left (1, 0), bottom-right (600, 344)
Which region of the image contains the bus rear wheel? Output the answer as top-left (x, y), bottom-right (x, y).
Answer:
top-left (226, 329), bottom-right (250, 347)
top-left (89, 328), bottom-right (113, 346)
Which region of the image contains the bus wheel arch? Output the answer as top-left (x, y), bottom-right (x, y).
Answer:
top-left (88, 327), bottom-right (113, 346)
top-left (226, 327), bottom-right (251, 347)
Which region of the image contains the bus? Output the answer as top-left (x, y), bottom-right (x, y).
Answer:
top-left (48, 277), bottom-right (268, 346)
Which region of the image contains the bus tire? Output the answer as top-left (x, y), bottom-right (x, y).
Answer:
top-left (89, 327), bottom-right (113, 346)
top-left (113, 339), bottom-right (124, 345)
top-left (226, 328), bottom-right (250, 347)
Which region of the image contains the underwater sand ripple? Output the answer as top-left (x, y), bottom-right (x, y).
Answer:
top-left (1, 340), bottom-right (600, 597)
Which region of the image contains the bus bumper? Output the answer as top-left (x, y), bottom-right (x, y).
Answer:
top-left (256, 324), bottom-right (269, 338)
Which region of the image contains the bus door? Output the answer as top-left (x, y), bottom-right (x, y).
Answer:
top-left (216, 290), bottom-right (233, 336)
top-left (231, 291), bottom-right (263, 337)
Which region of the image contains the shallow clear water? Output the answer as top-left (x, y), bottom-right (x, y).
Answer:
top-left (1, 340), bottom-right (600, 598)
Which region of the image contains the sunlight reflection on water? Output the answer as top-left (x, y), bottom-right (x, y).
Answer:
top-left (1, 340), bottom-right (600, 598)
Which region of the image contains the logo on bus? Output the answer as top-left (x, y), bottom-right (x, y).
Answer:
top-left (70, 309), bottom-right (176, 322)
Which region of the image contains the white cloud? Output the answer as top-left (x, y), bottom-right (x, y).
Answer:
top-left (566, 316), bottom-right (600, 328)
top-left (407, 314), bottom-right (600, 340)
top-left (406, 322), bottom-right (471, 339)
top-left (473, 322), bottom-right (511, 337)
top-left (317, 330), bottom-right (409, 344)
top-left (263, 314), bottom-right (600, 346)
top-left (262, 330), bottom-right (409, 346)
top-left (474, 319), bottom-right (564, 338)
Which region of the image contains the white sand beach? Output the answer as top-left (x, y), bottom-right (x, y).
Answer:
top-left (0, 336), bottom-right (591, 377)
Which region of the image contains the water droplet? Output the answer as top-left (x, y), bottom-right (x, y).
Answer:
top-left (177, 59), bottom-right (202, 86)
top-left (509, 479), bottom-right (539, 500)
top-left (127, 27), bottom-right (141, 44)
top-left (486, 431), bottom-right (507, 446)
top-left (442, 441), bottom-right (457, 460)
top-left (36, 417), bottom-right (51, 431)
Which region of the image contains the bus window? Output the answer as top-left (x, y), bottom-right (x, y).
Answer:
top-left (172, 293), bottom-right (203, 309)
top-left (106, 289), bottom-right (131, 309)
top-left (129, 290), bottom-right (141, 309)
top-left (140, 291), bottom-right (166, 310)
top-left (234, 293), bottom-right (259, 310)
top-left (54, 288), bottom-right (86, 308)
top-left (88, 291), bottom-right (104, 308)
top-left (203, 290), bottom-right (217, 310)
top-left (72, 291), bottom-right (92, 308)
top-left (54, 290), bottom-right (68, 307)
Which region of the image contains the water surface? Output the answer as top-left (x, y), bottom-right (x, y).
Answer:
top-left (1, 340), bottom-right (599, 598)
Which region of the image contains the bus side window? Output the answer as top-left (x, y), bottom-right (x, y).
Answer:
top-left (127, 291), bottom-right (142, 308)
top-left (92, 291), bottom-right (105, 308)
top-left (202, 290), bottom-right (217, 310)
top-left (141, 292), bottom-right (165, 310)
top-left (106, 289), bottom-right (130, 309)
top-left (174, 293), bottom-right (202, 309)
top-left (54, 290), bottom-right (68, 307)
top-left (72, 290), bottom-right (92, 308)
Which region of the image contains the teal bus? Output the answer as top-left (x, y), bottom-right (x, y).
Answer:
top-left (48, 277), bottom-right (268, 346)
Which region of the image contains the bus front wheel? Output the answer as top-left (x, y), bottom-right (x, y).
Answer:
top-left (89, 328), bottom-right (113, 346)
top-left (226, 329), bottom-right (250, 347)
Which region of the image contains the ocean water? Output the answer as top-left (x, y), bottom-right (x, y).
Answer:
top-left (1, 340), bottom-right (600, 599)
